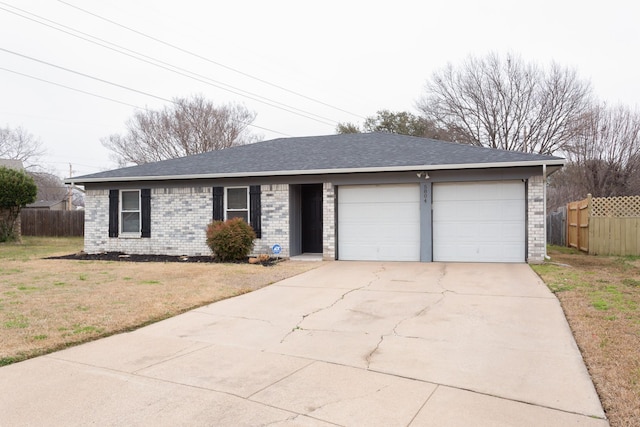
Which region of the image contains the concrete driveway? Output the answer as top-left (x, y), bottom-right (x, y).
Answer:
top-left (0, 262), bottom-right (608, 426)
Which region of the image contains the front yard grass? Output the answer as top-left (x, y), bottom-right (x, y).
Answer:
top-left (532, 246), bottom-right (640, 427)
top-left (0, 237), bottom-right (319, 366)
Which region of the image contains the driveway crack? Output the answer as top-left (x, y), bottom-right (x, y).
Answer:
top-left (365, 335), bottom-right (384, 368)
top-left (304, 384), bottom-right (391, 416)
top-left (367, 264), bottom-right (449, 367)
top-left (280, 265), bottom-right (386, 344)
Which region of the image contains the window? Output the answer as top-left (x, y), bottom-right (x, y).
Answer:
top-left (225, 187), bottom-right (249, 222)
top-left (212, 185), bottom-right (261, 238)
top-left (120, 190), bottom-right (141, 234)
top-left (109, 188), bottom-right (151, 238)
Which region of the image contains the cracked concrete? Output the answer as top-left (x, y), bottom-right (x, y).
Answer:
top-left (0, 262), bottom-right (608, 426)
top-left (279, 268), bottom-right (383, 344)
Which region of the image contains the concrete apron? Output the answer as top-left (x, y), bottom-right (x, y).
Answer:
top-left (0, 262), bottom-right (608, 426)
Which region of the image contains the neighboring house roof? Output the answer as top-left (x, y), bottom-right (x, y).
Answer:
top-left (0, 158), bottom-right (24, 170)
top-left (68, 133), bottom-right (565, 184)
top-left (24, 200), bottom-right (66, 209)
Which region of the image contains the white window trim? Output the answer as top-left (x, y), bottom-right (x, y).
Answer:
top-left (119, 189), bottom-right (141, 238)
top-left (224, 186), bottom-right (250, 221)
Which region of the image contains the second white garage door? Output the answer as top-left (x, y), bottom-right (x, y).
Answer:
top-left (338, 184), bottom-right (420, 261)
top-left (433, 181), bottom-right (525, 263)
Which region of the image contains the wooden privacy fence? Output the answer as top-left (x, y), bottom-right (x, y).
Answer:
top-left (566, 195), bottom-right (640, 256)
top-left (21, 210), bottom-right (84, 237)
top-left (567, 196), bottom-right (590, 252)
top-left (590, 195), bottom-right (640, 256)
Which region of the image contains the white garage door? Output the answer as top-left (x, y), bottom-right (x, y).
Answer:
top-left (433, 181), bottom-right (525, 263)
top-left (338, 184), bottom-right (420, 261)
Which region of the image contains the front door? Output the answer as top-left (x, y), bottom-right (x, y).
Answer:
top-left (301, 184), bottom-right (323, 253)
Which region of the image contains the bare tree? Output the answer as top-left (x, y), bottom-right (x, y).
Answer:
top-left (418, 53), bottom-right (593, 154)
top-left (0, 126), bottom-right (45, 166)
top-left (563, 104), bottom-right (640, 196)
top-left (29, 170), bottom-right (68, 202)
top-left (102, 95), bottom-right (260, 165)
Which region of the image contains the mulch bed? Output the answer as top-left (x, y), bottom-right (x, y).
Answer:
top-left (47, 252), bottom-right (281, 266)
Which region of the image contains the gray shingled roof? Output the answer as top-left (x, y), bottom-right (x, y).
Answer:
top-left (70, 133), bottom-right (564, 183)
top-left (0, 159), bottom-right (24, 170)
top-left (25, 200), bottom-right (66, 209)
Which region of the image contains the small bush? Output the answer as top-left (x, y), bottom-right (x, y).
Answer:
top-left (206, 218), bottom-right (256, 262)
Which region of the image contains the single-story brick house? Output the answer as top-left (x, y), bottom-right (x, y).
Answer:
top-left (67, 133), bottom-right (564, 263)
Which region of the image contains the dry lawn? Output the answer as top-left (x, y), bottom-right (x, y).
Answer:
top-left (0, 237), bottom-right (319, 366)
top-left (532, 247), bottom-right (640, 427)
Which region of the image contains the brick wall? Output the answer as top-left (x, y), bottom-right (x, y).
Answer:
top-left (84, 187), bottom-right (213, 256)
top-left (256, 184), bottom-right (289, 257)
top-left (527, 175), bottom-right (545, 263)
top-left (322, 183), bottom-right (336, 260)
top-left (84, 184), bottom-right (305, 258)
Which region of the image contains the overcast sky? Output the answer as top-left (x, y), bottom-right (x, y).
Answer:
top-left (1, 0), bottom-right (638, 178)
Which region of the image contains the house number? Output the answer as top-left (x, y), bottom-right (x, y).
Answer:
top-left (423, 185), bottom-right (428, 203)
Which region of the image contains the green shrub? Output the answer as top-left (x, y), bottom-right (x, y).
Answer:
top-left (0, 166), bottom-right (37, 242)
top-left (206, 218), bottom-right (256, 261)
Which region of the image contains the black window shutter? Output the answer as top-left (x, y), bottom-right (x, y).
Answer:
top-left (108, 189), bottom-right (119, 237)
top-left (212, 186), bottom-right (224, 221)
top-left (141, 189), bottom-right (151, 238)
top-left (249, 185), bottom-right (261, 238)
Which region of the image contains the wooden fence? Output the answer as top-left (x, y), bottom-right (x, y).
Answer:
top-left (566, 195), bottom-right (640, 256)
top-left (21, 209), bottom-right (84, 237)
top-left (589, 195), bottom-right (640, 256)
top-left (567, 196), bottom-right (590, 252)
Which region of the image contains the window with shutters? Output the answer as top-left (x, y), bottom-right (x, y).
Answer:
top-left (109, 189), bottom-right (151, 238)
top-left (213, 185), bottom-right (261, 238)
top-left (225, 187), bottom-right (249, 222)
top-left (120, 190), bottom-right (141, 235)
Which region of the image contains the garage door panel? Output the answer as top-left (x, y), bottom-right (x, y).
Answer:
top-left (500, 223), bottom-right (526, 242)
top-left (436, 243), bottom-right (524, 263)
top-left (339, 243), bottom-right (420, 262)
top-left (434, 222), bottom-right (522, 242)
top-left (340, 185), bottom-right (418, 203)
top-left (434, 200), bottom-right (523, 221)
top-left (436, 181), bottom-right (524, 201)
top-left (339, 202), bottom-right (418, 222)
top-left (499, 201), bottom-right (525, 218)
top-left (339, 223), bottom-right (419, 241)
top-left (338, 184), bottom-right (420, 261)
top-left (433, 181), bottom-right (525, 263)
top-left (434, 182), bottom-right (520, 201)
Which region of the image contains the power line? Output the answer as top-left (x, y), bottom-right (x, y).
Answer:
top-left (0, 53), bottom-right (290, 136)
top-left (57, 0), bottom-right (367, 120)
top-left (0, 3), bottom-right (338, 127)
top-left (0, 67), bottom-right (145, 110)
top-left (1, 47), bottom-right (175, 104)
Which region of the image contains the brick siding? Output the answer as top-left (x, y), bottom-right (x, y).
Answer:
top-left (322, 183), bottom-right (336, 259)
top-left (256, 184), bottom-right (289, 257)
top-left (527, 175), bottom-right (545, 263)
top-left (84, 187), bottom-right (213, 256)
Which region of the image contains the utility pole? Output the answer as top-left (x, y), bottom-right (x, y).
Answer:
top-left (67, 163), bottom-right (73, 211)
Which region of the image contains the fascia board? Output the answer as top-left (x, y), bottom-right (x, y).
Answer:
top-left (65, 159), bottom-right (566, 184)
